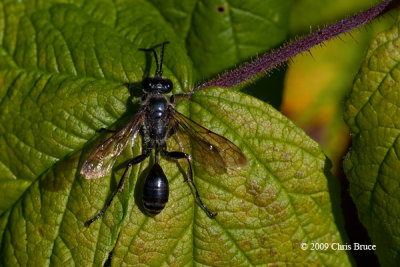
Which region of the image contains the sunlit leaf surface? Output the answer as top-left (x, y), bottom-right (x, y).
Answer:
top-left (0, 0), bottom-right (350, 265)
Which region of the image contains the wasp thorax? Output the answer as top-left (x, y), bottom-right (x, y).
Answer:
top-left (143, 77), bottom-right (173, 94)
top-left (143, 163), bottom-right (169, 215)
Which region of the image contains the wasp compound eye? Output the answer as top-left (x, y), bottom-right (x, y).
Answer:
top-left (161, 78), bottom-right (173, 93)
top-left (143, 163), bottom-right (169, 215)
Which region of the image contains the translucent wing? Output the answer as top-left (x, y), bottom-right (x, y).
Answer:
top-left (80, 110), bottom-right (145, 179)
top-left (169, 108), bottom-right (247, 175)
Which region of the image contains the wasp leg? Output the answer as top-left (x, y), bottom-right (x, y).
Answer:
top-left (170, 84), bottom-right (201, 104)
top-left (162, 149), bottom-right (217, 219)
top-left (170, 93), bottom-right (190, 104)
top-left (85, 147), bottom-right (152, 227)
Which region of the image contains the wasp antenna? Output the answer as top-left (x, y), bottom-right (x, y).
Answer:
top-left (152, 48), bottom-right (160, 76)
top-left (158, 42), bottom-right (169, 77)
top-left (140, 42), bottom-right (169, 77)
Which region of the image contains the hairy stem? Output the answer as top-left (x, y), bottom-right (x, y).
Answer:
top-left (192, 0), bottom-right (399, 92)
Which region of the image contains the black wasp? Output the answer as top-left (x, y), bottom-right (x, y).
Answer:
top-left (81, 43), bottom-right (247, 226)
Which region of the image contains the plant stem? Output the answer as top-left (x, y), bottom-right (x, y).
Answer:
top-left (192, 0), bottom-right (399, 92)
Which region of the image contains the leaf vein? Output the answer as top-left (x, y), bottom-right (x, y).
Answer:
top-left (368, 131), bottom-right (400, 215)
top-left (47, 8), bottom-right (78, 76)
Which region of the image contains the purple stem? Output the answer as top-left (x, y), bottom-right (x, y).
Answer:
top-left (193, 0), bottom-right (400, 92)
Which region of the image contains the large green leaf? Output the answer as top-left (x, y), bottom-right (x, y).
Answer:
top-left (0, 0), bottom-right (350, 265)
top-left (344, 17), bottom-right (400, 266)
top-left (185, 0), bottom-right (292, 78)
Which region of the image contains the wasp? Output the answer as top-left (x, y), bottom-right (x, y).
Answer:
top-left (81, 43), bottom-right (247, 226)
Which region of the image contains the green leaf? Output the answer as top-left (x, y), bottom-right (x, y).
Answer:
top-left (185, 0), bottom-right (292, 78)
top-left (111, 88), bottom-right (351, 266)
top-left (344, 17), bottom-right (400, 266)
top-left (0, 1), bottom-right (350, 265)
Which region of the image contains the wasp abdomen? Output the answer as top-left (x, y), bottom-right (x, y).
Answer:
top-left (143, 163), bottom-right (169, 215)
